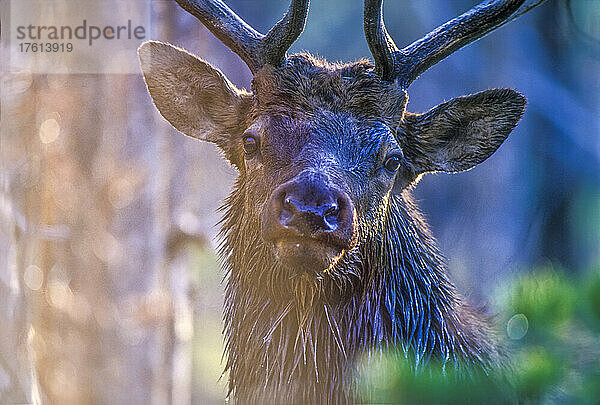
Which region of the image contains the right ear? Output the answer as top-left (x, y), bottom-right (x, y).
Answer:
top-left (138, 41), bottom-right (251, 164)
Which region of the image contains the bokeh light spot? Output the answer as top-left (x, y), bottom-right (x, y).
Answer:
top-left (39, 118), bottom-right (61, 144)
top-left (108, 177), bottom-right (135, 209)
top-left (507, 313), bottom-right (529, 340)
top-left (24, 264), bottom-right (44, 291)
top-left (46, 280), bottom-right (73, 311)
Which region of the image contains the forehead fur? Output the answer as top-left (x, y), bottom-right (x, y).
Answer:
top-left (251, 53), bottom-right (408, 126)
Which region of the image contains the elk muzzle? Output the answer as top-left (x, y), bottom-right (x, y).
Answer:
top-left (262, 171), bottom-right (356, 273)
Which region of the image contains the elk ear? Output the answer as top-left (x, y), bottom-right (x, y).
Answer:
top-left (400, 89), bottom-right (526, 174)
top-left (138, 41), bottom-right (250, 160)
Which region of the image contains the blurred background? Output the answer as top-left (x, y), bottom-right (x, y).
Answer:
top-left (0, 0), bottom-right (598, 404)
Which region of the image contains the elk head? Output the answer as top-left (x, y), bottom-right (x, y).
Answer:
top-left (139, 0), bottom-right (528, 293)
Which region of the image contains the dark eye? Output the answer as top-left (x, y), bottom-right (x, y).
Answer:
top-left (383, 155), bottom-right (402, 173)
top-left (243, 135), bottom-right (259, 156)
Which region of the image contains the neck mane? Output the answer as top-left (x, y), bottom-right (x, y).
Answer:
top-left (219, 187), bottom-right (500, 403)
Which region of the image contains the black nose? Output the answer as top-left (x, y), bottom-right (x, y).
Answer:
top-left (281, 194), bottom-right (340, 234)
top-left (267, 173), bottom-right (353, 239)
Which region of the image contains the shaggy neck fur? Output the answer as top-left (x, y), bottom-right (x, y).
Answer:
top-left (219, 181), bottom-right (501, 404)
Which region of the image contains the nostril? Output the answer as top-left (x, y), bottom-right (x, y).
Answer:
top-left (268, 182), bottom-right (354, 238)
top-left (324, 202), bottom-right (339, 218)
top-left (283, 196), bottom-right (297, 213)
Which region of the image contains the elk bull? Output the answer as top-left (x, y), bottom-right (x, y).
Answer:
top-left (139, 0), bottom-right (544, 403)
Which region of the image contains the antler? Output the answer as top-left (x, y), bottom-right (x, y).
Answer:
top-left (364, 0), bottom-right (545, 86)
top-left (175, 0), bottom-right (309, 73)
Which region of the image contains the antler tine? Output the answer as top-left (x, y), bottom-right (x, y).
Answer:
top-left (363, 0), bottom-right (399, 82)
top-left (263, 0), bottom-right (310, 68)
top-left (174, 0), bottom-right (263, 72)
top-left (399, 0), bottom-right (528, 86)
top-left (364, 0), bottom-right (547, 87)
top-left (175, 0), bottom-right (309, 73)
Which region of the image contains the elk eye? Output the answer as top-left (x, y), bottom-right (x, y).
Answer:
top-left (383, 155), bottom-right (402, 173)
top-left (243, 135), bottom-right (259, 156)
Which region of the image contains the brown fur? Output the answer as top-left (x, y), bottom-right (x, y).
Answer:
top-left (139, 41), bottom-right (526, 403)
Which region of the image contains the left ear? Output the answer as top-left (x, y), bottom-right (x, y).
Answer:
top-left (399, 89), bottom-right (526, 174)
top-left (138, 41), bottom-right (251, 167)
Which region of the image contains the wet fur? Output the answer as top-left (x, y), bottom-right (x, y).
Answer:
top-left (221, 182), bottom-right (504, 404)
top-left (220, 56), bottom-right (508, 403)
top-left (139, 47), bottom-right (524, 404)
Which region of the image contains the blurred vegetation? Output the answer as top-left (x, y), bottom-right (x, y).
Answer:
top-left (188, 248), bottom-right (228, 403)
top-left (359, 265), bottom-right (600, 404)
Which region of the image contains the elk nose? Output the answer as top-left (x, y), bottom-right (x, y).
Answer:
top-left (281, 196), bottom-right (340, 234)
top-left (262, 173), bottom-right (356, 248)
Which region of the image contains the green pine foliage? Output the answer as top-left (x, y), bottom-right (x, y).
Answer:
top-left (359, 265), bottom-right (600, 404)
